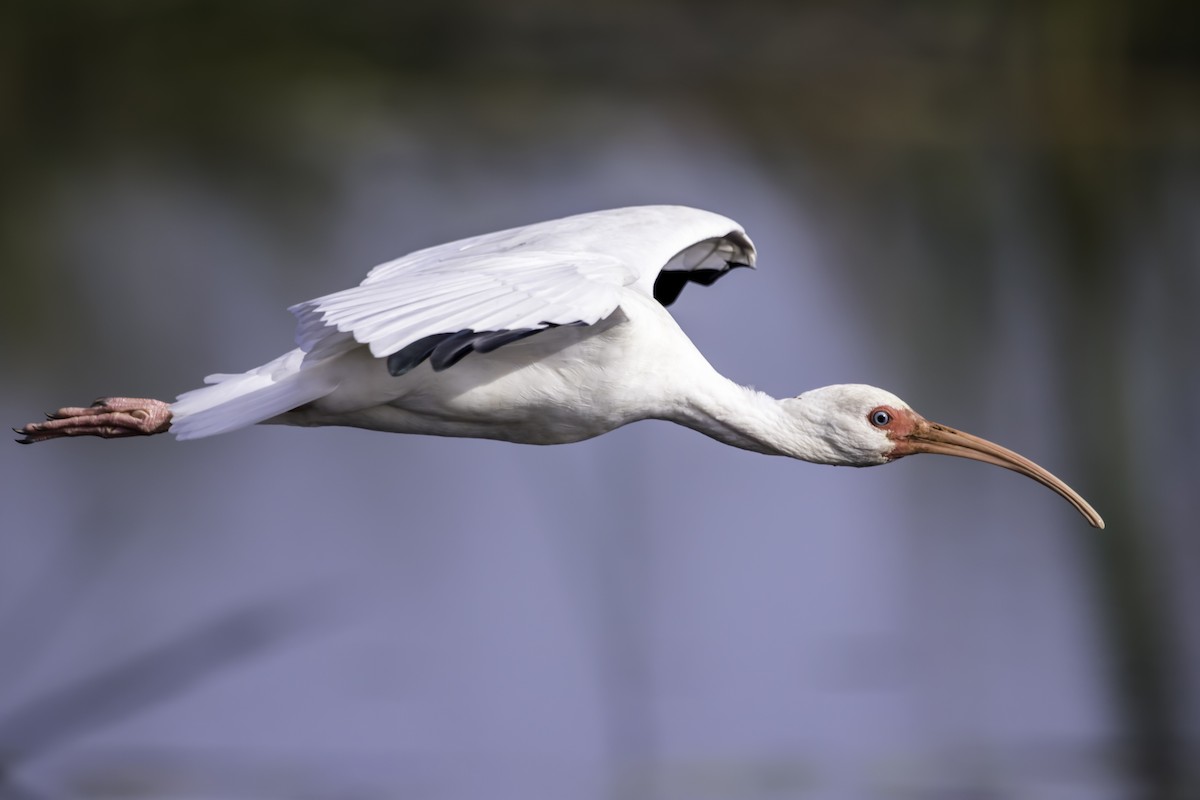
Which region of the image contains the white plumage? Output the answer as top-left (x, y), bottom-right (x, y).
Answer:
top-left (18, 205), bottom-right (1104, 528)
top-left (171, 206), bottom-right (754, 441)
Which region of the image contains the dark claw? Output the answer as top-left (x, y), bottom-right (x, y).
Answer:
top-left (16, 397), bottom-right (172, 444)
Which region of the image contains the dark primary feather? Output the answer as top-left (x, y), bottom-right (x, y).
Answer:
top-left (385, 324), bottom-right (581, 376)
top-left (653, 229), bottom-right (755, 306)
top-left (429, 329), bottom-right (488, 371)
top-left (470, 328), bottom-right (542, 353)
top-left (387, 332), bottom-right (458, 376)
top-left (653, 266), bottom-right (741, 306)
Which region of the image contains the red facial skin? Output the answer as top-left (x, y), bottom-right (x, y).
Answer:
top-left (867, 405), bottom-right (921, 458)
top-left (865, 404), bottom-right (1104, 528)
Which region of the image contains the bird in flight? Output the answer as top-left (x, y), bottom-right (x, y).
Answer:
top-left (16, 205), bottom-right (1103, 527)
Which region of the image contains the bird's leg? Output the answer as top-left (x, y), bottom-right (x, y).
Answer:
top-left (15, 397), bottom-right (172, 444)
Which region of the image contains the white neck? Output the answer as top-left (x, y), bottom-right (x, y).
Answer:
top-left (666, 375), bottom-right (840, 463)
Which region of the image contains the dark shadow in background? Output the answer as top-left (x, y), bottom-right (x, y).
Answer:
top-left (0, 595), bottom-right (318, 799)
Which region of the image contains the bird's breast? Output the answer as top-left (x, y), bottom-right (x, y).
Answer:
top-left (299, 306), bottom-right (684, 445)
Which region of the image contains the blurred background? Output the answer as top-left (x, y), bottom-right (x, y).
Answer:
top-left (1, 1), bottom-right (1197, 798)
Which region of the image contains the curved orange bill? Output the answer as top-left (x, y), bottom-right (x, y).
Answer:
top-left (894, 419), bottom-right (1104, 529)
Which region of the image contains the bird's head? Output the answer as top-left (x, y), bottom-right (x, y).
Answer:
top-left (787, 384), bottom-right (1104, 528)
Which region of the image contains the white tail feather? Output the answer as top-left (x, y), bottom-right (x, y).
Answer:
top-left (169, 349), bottom-right (336, 440)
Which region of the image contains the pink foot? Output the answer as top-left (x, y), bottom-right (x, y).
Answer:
top-left (15, 397), bottom-right (172, 444)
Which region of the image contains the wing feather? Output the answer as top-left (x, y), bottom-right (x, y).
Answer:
top-left (288, 205), bottom-right (755, 368)
top-left (293, 250), bottom-right (633, 359)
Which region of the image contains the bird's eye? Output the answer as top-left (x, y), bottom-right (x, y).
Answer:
top-left (870, 409), bottom-right (892, 427)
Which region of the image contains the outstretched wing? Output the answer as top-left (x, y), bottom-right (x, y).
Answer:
top-left (291, 250), bottom-right (632, 374)
top-left (289, 205), bottom-right (755, 373)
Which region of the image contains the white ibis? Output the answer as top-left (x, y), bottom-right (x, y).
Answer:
top-left (16, 205), bottom-right (1103, 528)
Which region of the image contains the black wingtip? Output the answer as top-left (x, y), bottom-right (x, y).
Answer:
top-left (384, 325), bottom-right (572, 376)
top-left (429, 329), bottom-right (482, 372)
top-left (387, 332), bottom-right (457, 376)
